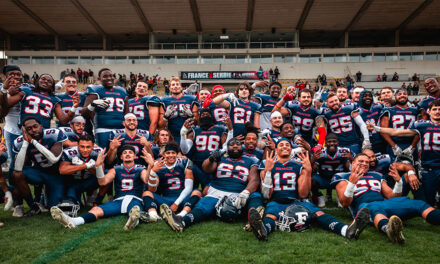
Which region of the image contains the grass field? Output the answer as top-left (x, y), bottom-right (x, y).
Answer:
top-left (1, 200), bottom-right (440, 264)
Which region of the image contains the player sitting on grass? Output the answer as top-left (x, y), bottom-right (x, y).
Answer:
top-left (51, 145), bottom-right (147, 230)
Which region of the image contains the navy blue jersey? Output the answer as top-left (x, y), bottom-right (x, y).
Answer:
top-left (315, 147), bottom-right (351, 180)
top-left (228, 98), bottom-right (262, 137)
top-left (114, 164), bottom-right (146, 199)
top-left (211, 154), bottom-right (258, 193)
top-left (286, 103), bottom-right (322, 143)
top-left (86, 84), bottom-right (128, 130)
top-left (418, 95), bottom-right (439, 112)
top-left (382, 105), bottom-right (418, 145)
top-left (61, 146), bottom-right (103, 180)
top-left (128, 95), bottom-right (161, 130)
top-left (188, 125), bottom-right (227, 163)
top-left (19, 88), bottom-right (61, 128)
top-left (253, 94), bottom-right (280, 130)
top-left (55, 91), bottom-right (87, 127)
top-left (208, 102), bottom-right (228, 126)
top-left (369, 154), bottom-right (391, 176)
top-left (109, 129), bottom-right (153, 165)
top-left (357, 104), bottom-right (384, 145)
top-left (156, 158), bottom-right (190, 197)
top-left (242, 146), bottom-right (263, 162)
top-left (58, 126), bottom-right (87, 142)
top-left (13, 128), bottom-right (67, 171)
top-left (331, 171), bottom-right (384, 214)
top-left (323, 105), bottom-right (359, 146)
top-left (264, 129), bottom-right (281, 139)
top-left (160, 95), bottom-right (198, 141)
top-left (151, 145), bottom-right (162, 160)
top-left (410, 120), bottom-right (440, 168)
top-left (259, 159), bottom-right (303, 202)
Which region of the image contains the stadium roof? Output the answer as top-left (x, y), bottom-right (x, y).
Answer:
top-left (0, 0), bottom-right (439, 49)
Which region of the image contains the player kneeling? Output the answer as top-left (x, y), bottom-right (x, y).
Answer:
top-left (51, 145), bottom-right (148, 230)
top-left (248, 139), bottom-right (369, 241)
top-left (141, 143), bottom-right (201, 222)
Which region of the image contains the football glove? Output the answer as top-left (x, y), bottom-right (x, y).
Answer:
top-left (233, 190), bottom-right (250, 209)
top-left (71, 156), bottom-right (83, 165)
top-left (85, 159), bottom-right (96, 169)
top-left (209, 150), bottom-right (225, 163)
top-left (223, 93), bottom-right (238, 106)
top-left (4, 191), bottom-right (13, 211)
top-left (312, 144), bottom-right (323, 153)
top-left (402, 145), bottom-right (414, 157)
top-left (87, 99), bottom-right (109, 111)
top-left (181, 104), bottom-right (193, 117)
top-left (392, 145), bottom-right (403, 157)
top-left (260, 128), bottom-right (271, 138)
top-left (283, 93), bottom-right (294, 101)
top-left (362, 139), bottom-right (372, 150)
top-left (163, 105), bottom-right (176, 121)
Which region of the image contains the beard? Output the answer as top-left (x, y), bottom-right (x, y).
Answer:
top-left (228, 149), bottom-right (243, 159)
top-left (200, 116), bottom-right (213, 130)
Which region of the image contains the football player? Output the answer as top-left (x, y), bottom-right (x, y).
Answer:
top-left (12, 116), bottom-right (67, 216)
top-left (336, 87), bottom-right (352, 106)
top-left (51, 145), bottom-right (146, 230)
top-left (261, 111), bottom-right (283, 139)
top-left (142, 143), bottom-right (201, 222)
top-left (159, 76), bottom-right (199, 144)
top-left (253, 82), bottom-right (282, 130)
top-left (212, 82), bottom-right (262, 137)
top-left (203, 85), bottom-right (228, 126)
top-left (7, 74), bottom-right (78, 129)
top-left (160, 138), bottom-right (262, 232)
top-left (332, 153), bottom-right (440, 244)
top-left (418, 78), bottom-right (439, 120)
top-left (128, 80), bottom-right (161, 134)
top-left (356, 90), bottom-right (385, 154)
top-left (180, 108), bottom-right (231, 189)
top-left (56, 74), bottom-right (86, 127)
top-left (197, 87), bottom-right (211, 106)
top-left (150, 128), bottom-right (174, 159)
top-left (379, 87), bottom-right (395, 107)
top-left (242, 125), bottom-right (264, 162)
top-left (380, 88), bottom-right (419, 161)
top-left (368, 100), bottom-right (440, 206)
top-left (248, 138), bottom-right (369, 241)
top-left (59, 134), bottom-right (102, 205)
top-left (323, 93), bottom-right (371, 154)
top-left (59, 116), bottom-right (88, 148)
top-left (350, 86), bottom-right (365, 105)
top-left (82, 68), bottom-right (128, 148)
top-left (311, 133), bottom-right (352, 207)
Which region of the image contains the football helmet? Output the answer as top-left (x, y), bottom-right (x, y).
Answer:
top-left (215, 195), bottom-right (241, 222)
top-left (57, 200), bottom-right (80, 217)
top-left (276, 204), bottom-right (313, 232)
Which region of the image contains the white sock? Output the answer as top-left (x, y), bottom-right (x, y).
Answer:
top-left (177, 211), bottom-right (188, 217)
top-left (149, 210), bottom-right (159, 218)
top-left (72, 217), bottom-right (85, 226)
top-left (340, 225), bottom-right (348, 237)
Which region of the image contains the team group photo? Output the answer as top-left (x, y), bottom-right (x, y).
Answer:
top-left (1, 0), bottom-right (440, 263)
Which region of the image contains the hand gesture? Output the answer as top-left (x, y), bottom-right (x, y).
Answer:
top-left (265, 150), bottom-right (277, 171)
top-left (109, 136), bottom-right (123, 150)
top-left (21, 127), bottom-right (33, 143)
top-left (152, 158), bottom-right (165, 172)
top-left (266, 135), bottom-right (275, 150)
top-left (348, 163), bottom-right (364, 184)
top-left (235, 135), bottom-right (245, 143)
top-left (141, 148), bottom-right (154, 166)
top-left (407, 173), bottom-right (420, 191)
top-left (388, 163), bottom-right (401, 182)
top-left (72, 95), bottom-right (80, 108)
top-left (181, 104), bottom-right (193, 117)
top-left (282, 93), bottom-right (294, 102)
top-left (136, 135), bottom-right (149, 147)
top-left (183, 118), bottom-right (195, 129)
top-left (297, 151), bottom-right (311, 172)
top-left (223, 116), bottom-right (232, 131)
top-left (366, 121), bottom-right (375, 131)
top-left (311, 148), bottom-right (322, 163)
top-left (295, 136), bottom-right (311, 152)
top-left (164, 105), bottom-right (176, 120)
top-left (95, 148), bottom-right (108, 167)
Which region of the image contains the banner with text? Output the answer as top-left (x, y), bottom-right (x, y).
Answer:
top-left (180, 71), bottom-right (267, 80)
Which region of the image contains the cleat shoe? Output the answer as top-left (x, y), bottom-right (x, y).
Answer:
top-left (248, 207), bottom-right (268, 241)
top-left (317, 195), bottom-right (326, 208)
top-left (346, 207), bottom-right (370, 240)
top-left (243, 206), bottom-right (265, 232)
top-left (23, 205), bottom-right (41, 217)
top-left (36, 202), bottom-right (49, 213)
top-left (160, 204), bottom-right (184, 233)
top-left (124, 205), bottom-right (140, 230)
top-left (12, 205), bottom-right (24, 217)
top-left (50, 207), bottom-right (76, 229)
top-left (386, 215), bottom-right (405, 244)
top-left (0, 221), bottom-right (3, 227)
top-left (139, 211), bottom-right (162, 223)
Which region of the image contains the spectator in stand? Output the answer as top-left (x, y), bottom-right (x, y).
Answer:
top-left (401, 83), bottom-right (407, 90)
top-left (122, 74), bottom-right (127, 87)
top-left (392, 72), bottom-right (399, 81)
top-left (163, 78), bottom-right (170, 95)
top-left (269, 68), bottom-right (274, 82)
top-left (83, 70), bottom-right (89, 84)
top-left (413, 81), bottom-right (419, 95)
top-left (274, 66), bottom-right (280, 81)
top-left (376, 75), bottom-right (382, 82)
top-left (356, 71), bottom-right (362, 82)
top-left (407, 82), bottom-right (413, 95)
top-left (118, 74), bottom-right (123, 87)
top-left (305, 81), bottom-right (310, 89)
top-left (32, 71), bottom-right (39, 84)
top-left (412, 73), bottom-right (419, 82)
top-left (137, 73), bottom-right (142, 81)
top-left (299, 81), bottom-right (305, 90)
top-left (88, 69), bottom-right (94, 83)
top-left (382, 73), bottom-right (387, 82)
top-left (23, 73), bottom-right (30, 83)
top-left (317, 74), bottom-right (322, 85)
top-left (321, 73), bottom-right (327, 85)
top-left (77, 68), bottom-right (83, 84)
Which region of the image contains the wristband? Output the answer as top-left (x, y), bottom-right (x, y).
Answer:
top-left (70, 106), bottom-right (77, 113)
top-left (344, 181), bottom-right (356, 198)
top-left (150, 170), bottom-right (158, 177)
top-left (261, 182), bottom-right (273, 189)
top-left (373, 126), bottom-right (381, 132)
top-left (87, 104), bottom-right (95, 111)
top-left (149, 175), bottom-right (158, 181)
top-left (96, 166), bottom-right (104, 179)
top-left (1, 88), bottom-right (8, 94)
top-left (408, 170), bottom-right (416, 176)
top-left (393, 179), bottom-right (403, 193)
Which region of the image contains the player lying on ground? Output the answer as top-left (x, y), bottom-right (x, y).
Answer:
top-left (248, 138), bottom-right (369, 241)
top-left (51, 145), bottom-right (147, 230)
top-left (332, 153), bottom-right (440, 244)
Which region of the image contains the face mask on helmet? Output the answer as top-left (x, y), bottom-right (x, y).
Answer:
top-left (57, 200), bottom-right (80, 217)
top-left (276, 204), bottom-right (313, 232)
top-left (215, 195), bottom-right (242, 222)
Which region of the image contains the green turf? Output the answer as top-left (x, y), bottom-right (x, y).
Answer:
top-left (0, 202), bottom-right (439, 264)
